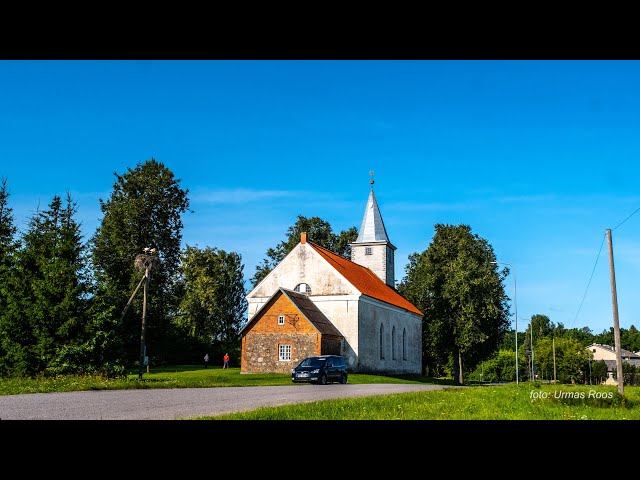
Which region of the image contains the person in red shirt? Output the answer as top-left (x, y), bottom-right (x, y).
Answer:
top-left (223, 353), bottom-right (230, 369)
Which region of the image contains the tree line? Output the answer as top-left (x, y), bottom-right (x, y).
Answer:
top-left (469, 315), bottom-right (640, 385)
top-left (1, 159), bottom-right (621, 385)
top-left (0, 160), bottom-right (247, 378)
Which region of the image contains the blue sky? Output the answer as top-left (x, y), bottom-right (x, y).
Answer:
top-left (1, 60), bottom-right (639, 335)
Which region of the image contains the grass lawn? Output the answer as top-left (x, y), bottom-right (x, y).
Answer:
top-left (199, 382), bottom-right (640, 420)
top-left (0, 365), bottom-right (442, 396)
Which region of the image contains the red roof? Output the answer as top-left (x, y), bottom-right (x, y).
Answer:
top-left (308, 241), bottom-right (423, 316)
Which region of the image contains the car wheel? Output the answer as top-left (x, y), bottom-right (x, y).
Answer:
top-left (340, 373), bottom-right (347, 384)
top-left (319, 373), bottom-right (327, 385)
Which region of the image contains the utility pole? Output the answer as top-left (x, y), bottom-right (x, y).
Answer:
top-left (531, 321), bottom-right (535, 381)
top-left (552, 337), bottom-right (557, 383)
top-left (139, 263), bottom-right (150, 381)
top-left (606, 229), bottom-right (624, 396)
top-left (131, 247), bottom-right (158, 381)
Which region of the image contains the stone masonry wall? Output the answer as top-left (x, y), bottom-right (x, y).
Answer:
top-left (242, 333), bottom-right (319, 374)
top-left (242, 292), bottom-right (320, 373)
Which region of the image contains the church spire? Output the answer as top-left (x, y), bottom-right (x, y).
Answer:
top-left (350, 174), bottom-right (396, 287)
top-left (356, 188), bottom-right (391, 243)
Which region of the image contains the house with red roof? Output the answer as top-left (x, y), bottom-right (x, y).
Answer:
top-left (240, 186), bottom-right (423, 375)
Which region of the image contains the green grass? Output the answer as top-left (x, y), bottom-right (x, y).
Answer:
top-left (0, 365), bottom-right (439, 396)
top-left (196, 383), bottom-right (640, 420)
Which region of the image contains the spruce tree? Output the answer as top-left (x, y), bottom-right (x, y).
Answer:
top-left (0, 178), bottom-right (21, 376)
top-left (1, 193), bottom-right (89, 376)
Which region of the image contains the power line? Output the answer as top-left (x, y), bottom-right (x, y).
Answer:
top-left (570, 203), bottom-right (639, 331)
top-left (571, 233), bottom-right (606, 329)
top-left (612, 205), bottom-right (640, 231)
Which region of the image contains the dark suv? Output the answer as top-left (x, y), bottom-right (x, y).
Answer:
top-left (291, 355), bottom-right (348, 385)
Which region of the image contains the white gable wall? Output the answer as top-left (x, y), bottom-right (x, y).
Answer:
top-left (590, 345), bottom-right (619, 361)
top-left (247, 243), bottom-right (361, 365)
top-left (247, 243), bottom-right (359, 317)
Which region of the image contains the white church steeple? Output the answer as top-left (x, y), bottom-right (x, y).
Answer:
top-left (350, 174), bottom-right (396, 287)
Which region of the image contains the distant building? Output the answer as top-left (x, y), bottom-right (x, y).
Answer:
top-left (587, 343), bottom-right (640, 385)
top-left (240, 185), bottom-right (423, 375)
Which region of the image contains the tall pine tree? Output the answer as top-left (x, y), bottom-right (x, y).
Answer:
top-left (0, 178), bottom-right (20, 376)
top-left (1, 193), bottom-right (89, 376)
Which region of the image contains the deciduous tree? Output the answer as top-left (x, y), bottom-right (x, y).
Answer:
top-left (534, 336), bottom-right (590, 383)
top-left (90, 158), bottom-right (191, 365)
top-left (177, 246), bottom-right (247, 355)
top-left (398, 224), bottom-right (510, 384)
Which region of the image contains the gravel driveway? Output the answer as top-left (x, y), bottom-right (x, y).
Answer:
top-left (0, 383), bottom-right (448, 420)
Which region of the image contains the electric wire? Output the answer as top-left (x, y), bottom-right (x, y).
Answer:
top-left (612, 205), bottom-right (640, 231)
top-left (572, 203), bottom-right (639, 329)
top-left (571, 233), bottom-right (606, 329)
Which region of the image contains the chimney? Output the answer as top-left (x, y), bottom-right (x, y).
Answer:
top-left (301, 232), bottom-right (307, 244)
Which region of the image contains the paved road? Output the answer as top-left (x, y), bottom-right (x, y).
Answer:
top-left (0, 383), bottom-right (448, 420)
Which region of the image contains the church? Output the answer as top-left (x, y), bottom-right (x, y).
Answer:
top-left (240, 184), bottom-right (423, 375)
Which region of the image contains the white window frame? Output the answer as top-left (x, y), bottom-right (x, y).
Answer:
top-left (277, 315), bottom-right (285, 326)
top-left (365, 247), bottom-right (373, 255)
top-left (294, 283), bottom-right (311, 294)
top-left (279, 344), bottom-right (291, 361)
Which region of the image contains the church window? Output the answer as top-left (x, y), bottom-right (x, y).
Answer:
top-left (294, 283), bottom-right (311, 294)
top-left (279, 344), bottom-right (291, 361)
top-left (379, 324), bottom-right (385, 360)
top-left (392, 326), bottom-right (396, 360)
top-left (365, 247), bottom-right (372, 255)
top-left (278, 315), bottom-right (285, 325)
top-left (403, 328), bottom-right (407, 360)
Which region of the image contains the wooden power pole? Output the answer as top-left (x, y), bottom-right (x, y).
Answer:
top-left (130, 247), bottom-right (158, 381)
top-left (139, 265), bottom-right (150, 381)
top-left (606, 229), bottom-right (624, 396)
top-left (552, 337), bottom-right (557, 383)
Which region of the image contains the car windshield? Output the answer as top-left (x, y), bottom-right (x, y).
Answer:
top-left (299, 357), bottom-right (326, 367)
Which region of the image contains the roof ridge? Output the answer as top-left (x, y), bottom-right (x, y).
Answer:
top-left (306, 240), bottom-right (360, 265)
top-left (306, 240), bottom-right (423, 316)
top-left (307, 241), bottom-right (386, 280)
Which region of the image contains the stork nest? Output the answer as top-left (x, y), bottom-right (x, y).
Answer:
top-left (135, 253), bottom-right (160, 272)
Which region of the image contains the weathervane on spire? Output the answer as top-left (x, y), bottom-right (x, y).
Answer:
top-left (369, 170), bottom-right (374, 189)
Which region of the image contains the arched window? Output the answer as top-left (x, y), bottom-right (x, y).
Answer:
top-left (294, 283), bottom-right (311, 294)
top-left (392, 326), bottom-right (396, 360)
top-left (403, 328), bottom-right (407, 361)
top-left (379, 324), bottom-right (385, 360)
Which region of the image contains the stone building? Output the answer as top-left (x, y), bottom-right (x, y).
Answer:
top-left (240, 186), bottom-right (423, 375)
